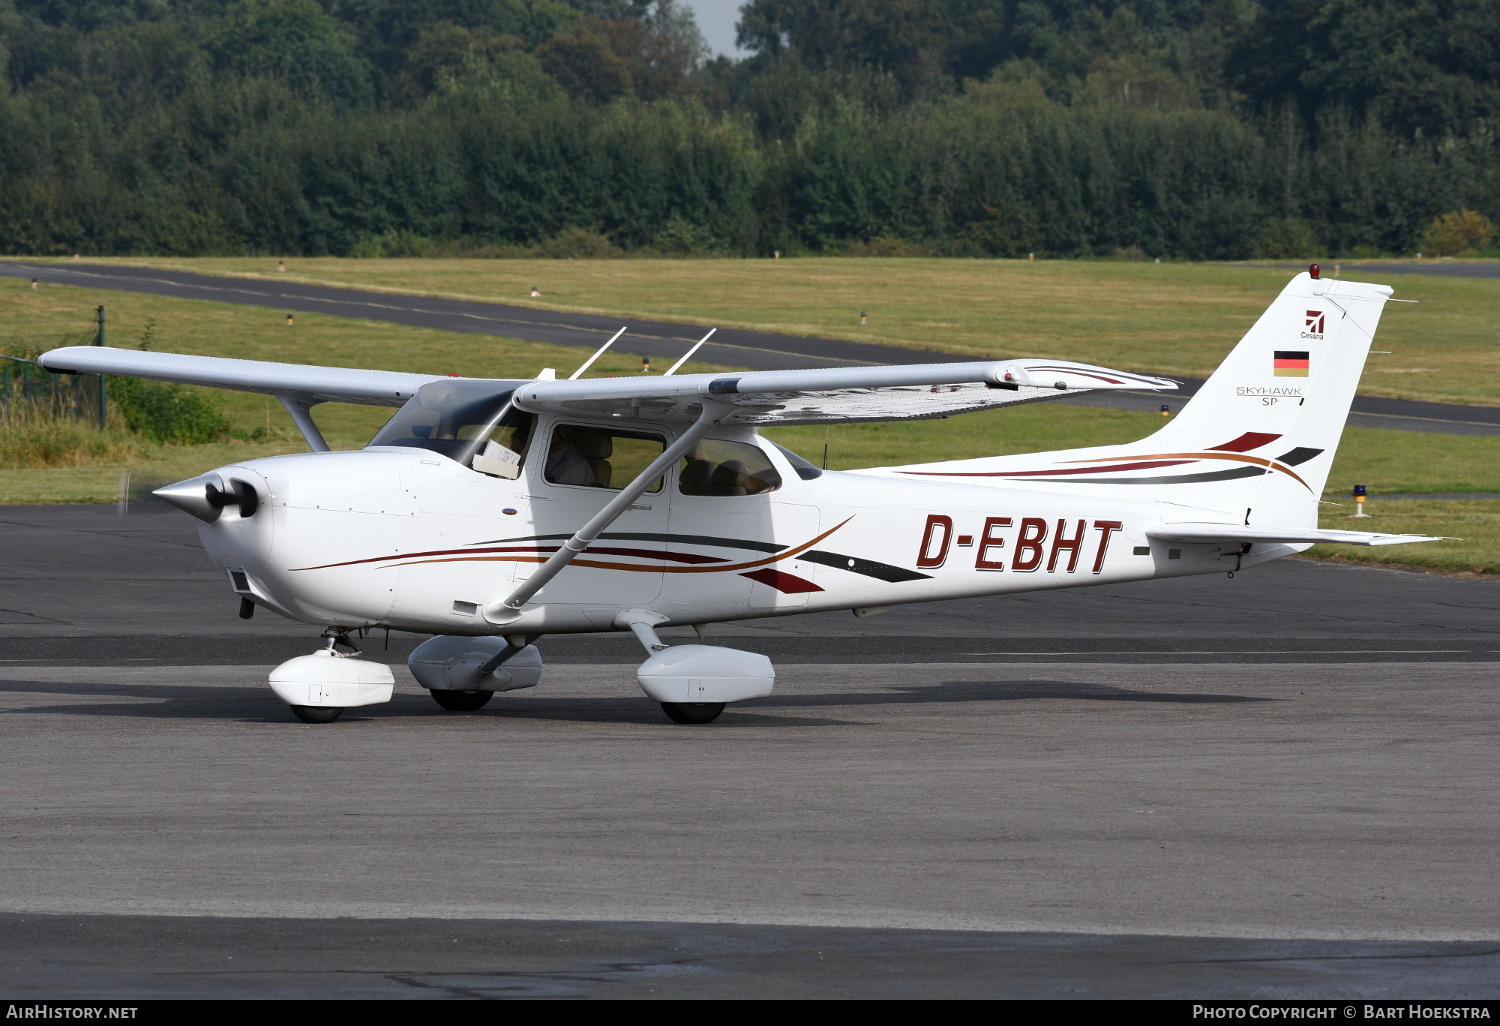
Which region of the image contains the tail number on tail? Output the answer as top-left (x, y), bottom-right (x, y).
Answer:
top-left (918, 515), bottom-right (1122, 574)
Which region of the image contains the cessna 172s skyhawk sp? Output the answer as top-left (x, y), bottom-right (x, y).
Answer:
top-left (42, 269), bottom-right (1439, 724)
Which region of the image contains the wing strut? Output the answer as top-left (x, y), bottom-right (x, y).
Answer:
top-left (278, 397), bottom-right (330, 452)
top-left (482, 401), bottom-right (728, 626)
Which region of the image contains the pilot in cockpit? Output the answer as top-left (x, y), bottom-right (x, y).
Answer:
top-left (546, 427), bottom-right (603, 487)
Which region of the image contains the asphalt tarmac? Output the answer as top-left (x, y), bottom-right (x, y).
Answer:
top-left (2, 505), bottom-right (1499, 998)
top-left (5, 260), bottom-right (1499, 436)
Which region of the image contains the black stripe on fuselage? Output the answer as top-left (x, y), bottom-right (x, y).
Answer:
top-left (800, 550), bottom-right (932, 582)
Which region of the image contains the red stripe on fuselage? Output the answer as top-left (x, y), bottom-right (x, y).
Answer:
top-left (741, 568), bottom-right (823, 593)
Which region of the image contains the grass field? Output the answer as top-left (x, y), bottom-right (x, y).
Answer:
top-left (35, 255), bottom-right (1500, 406)
top-left (1310, 500), bottom-right (1500, 575)
top-left (3, 265), bottom-right (1498, 574)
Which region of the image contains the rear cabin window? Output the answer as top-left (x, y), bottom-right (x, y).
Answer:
top-left (544, 425), bottom-right (665, 492)
top-left (679, 439), bottom-right (782, 497)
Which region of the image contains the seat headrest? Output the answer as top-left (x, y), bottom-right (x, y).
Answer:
top-left (569, 431), bottom-right (613, 459)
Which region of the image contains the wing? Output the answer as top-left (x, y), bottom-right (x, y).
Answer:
top-left (38, 347), bottom-right (449, 407)
top-left (1148, 525), bottom-right (1446, 546)
top-left (514, 359), bottom-right (1177, 425)
top-left (38, 347), bottom-right (1175, 424)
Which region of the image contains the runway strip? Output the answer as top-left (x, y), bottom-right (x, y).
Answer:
top-left (4, 659), bottom-right (1495, 943)
top-left (1, 660), bottom-right (1497, 997)
top-left (4, 510), bottom-right (1499, 997)
top-left (4, 260), bottom-right (1498, 434)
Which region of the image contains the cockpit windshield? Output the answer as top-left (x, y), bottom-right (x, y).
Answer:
top-left (367, 380), bottom-right (534, 473)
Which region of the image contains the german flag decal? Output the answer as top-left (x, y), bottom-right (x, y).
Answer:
top-left (1273, 350), bottom-right (1310, 377)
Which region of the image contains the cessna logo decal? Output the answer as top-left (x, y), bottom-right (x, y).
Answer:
top-left (1300, 310), bottom-right (1325, 340)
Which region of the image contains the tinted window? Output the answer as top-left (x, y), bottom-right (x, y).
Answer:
top-left (680, 439), bottom-right (782, 496)
top-left (544, 425), bottom-right (665, 492)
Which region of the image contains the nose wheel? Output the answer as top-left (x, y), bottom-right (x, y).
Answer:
top-left (291, 705), bottom-right (344, 724)
top-left (429, 689), bottom-right (494, 711)
top-left (660, 702), bottom-right (725, 724)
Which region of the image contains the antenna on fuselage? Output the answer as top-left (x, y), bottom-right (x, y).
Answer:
top-left (663, 328), bottom-right (716, 376)
top-left (568, 326), bottom-right (627, 380)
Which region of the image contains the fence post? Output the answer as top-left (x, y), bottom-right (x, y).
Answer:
top-left (95, 305), bottom-right (107, 430)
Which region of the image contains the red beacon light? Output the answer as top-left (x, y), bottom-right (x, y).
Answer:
top-left (1309, 263), bottom-right (1320, 279)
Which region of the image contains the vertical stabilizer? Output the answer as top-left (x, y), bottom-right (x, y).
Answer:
top-left (884, 272), bottom-right (1393, 528)
top-left (1138, 271), bottom-right (1391, 523)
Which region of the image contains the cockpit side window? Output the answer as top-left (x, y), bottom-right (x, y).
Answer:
top-left (680, 438), bottom-right (783, 496)
top-left (367, 380), bottom-right (533, 478)
top-left (544, 424), bottom-right (665, 492)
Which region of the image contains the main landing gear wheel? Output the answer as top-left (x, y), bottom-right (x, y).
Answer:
top-left (430, 689), bottom-right (494, 712)
top-left (291, 705), bottom-right (344, 724)
top-left (660, 702), bottom-right (726, 724)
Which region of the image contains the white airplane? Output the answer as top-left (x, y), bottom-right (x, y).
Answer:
top-left (41, 268), bottom-right (1439, 724)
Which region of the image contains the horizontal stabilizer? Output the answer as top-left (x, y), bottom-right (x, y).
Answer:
top-left (1147, 525), bottom-right (1447, 547)
top-left (38, 347), bottom-right (445, 407)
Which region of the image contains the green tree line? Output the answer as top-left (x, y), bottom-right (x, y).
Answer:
top-left (1, 0), bottom-right (1496, 260)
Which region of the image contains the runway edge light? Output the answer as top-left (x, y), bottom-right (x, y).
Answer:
top-left (1351, 483), bottom-right (1371, 518)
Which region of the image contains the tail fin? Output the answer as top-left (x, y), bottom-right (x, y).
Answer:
top-left (1138, 271), bottom-right (1391, 522)
top-left (886, 272), bottom-right (1392, 527)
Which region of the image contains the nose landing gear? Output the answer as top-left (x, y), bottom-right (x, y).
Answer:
top-left (269, 628), bottom-right (395, 724)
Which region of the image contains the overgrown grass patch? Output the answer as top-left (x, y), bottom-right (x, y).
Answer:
top-left (0, 408), bottom-right (144, 469)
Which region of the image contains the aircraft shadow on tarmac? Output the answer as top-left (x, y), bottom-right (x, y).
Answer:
top-left (0, 677), bottom-right (1277, 726)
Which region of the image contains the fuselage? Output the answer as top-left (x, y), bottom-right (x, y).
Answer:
top-left (195, 419), bottom-right (1292, 637)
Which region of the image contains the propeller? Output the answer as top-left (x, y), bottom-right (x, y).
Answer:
top-left (154, 473), bottom-right (259, 523)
